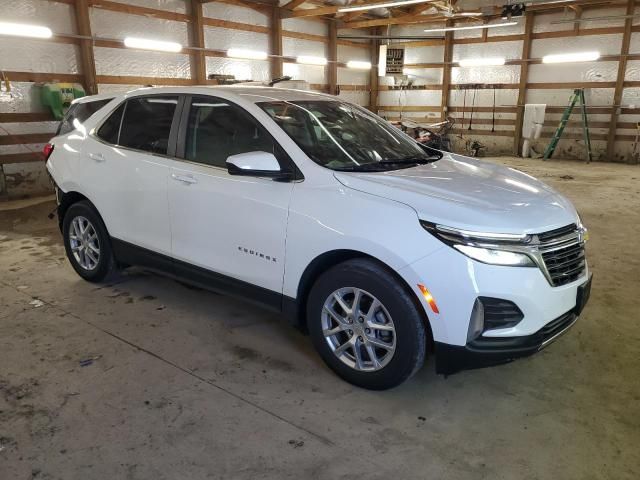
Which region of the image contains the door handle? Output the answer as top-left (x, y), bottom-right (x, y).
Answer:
top-left (171, 173), bottom-right (198, 185)
top-left (88, 152), bottom-right (105, 162)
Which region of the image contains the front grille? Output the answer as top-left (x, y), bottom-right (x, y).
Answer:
top-left (537, 224), bottom-right (586, 287)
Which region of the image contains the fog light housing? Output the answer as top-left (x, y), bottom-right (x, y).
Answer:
top-left (467, 298), bottom-right (485, 342)
top-left (467, 297), bottom-right (524, 343)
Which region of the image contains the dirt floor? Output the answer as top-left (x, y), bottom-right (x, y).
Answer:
top-left (0, 157), bottom-right (638, 480)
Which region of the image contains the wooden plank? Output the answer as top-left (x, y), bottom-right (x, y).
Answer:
top-left (3, 71), bottom-right (83, 83)
top-left (73, 0), bottom-right (98, 94)
top-left (368, 26), bottom-right (382, 110)
top-left (270, 5), bottom-right (283, 79)
top-left (190, 0), bottom-right (207, 84)
top-left (607, 0), bottom-right (635, 160)
top-left (282, 0), bottom-right (308, 9)
top-left (327, 21), bottom-right (338, 95)
top-left (0, 134), bottom-right (54, 146)
top-left (0, 112), bottom-right (55, 123)
top-left (513, 11), bottom-right (534, 155)
top-left (0, 152), bottom-right (44, 166)
top-left (203, 17), bottom-right (269, 33)
top-left (88, 0), bottom-right (191, 23)
top-left (96, 75), bottom-right (195, 86)
top-left (441, 20), bottom-right (453, 120)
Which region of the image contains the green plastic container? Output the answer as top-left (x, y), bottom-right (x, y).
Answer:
top-left (40, 83), bottom-right (86, 120)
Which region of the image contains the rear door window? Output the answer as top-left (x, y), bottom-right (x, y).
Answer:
top-left (97, 103), bottom-right (125, 145)
top-left (57, 98), bottom-right (113, 135)
top-left (118, 96), bottom-right (179, 155)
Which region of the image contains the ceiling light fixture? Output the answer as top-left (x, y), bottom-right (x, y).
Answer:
top-left (424, 21), bottom-right (518, 34)
top-left (296, 55), bottom-right (328, 66)
top-left (346, 60), bottom-right (372, 70)
top-left (0, 21), bottom-right (52, 39)
top-left (542, 51), bottom-right (600, 64)
top-left (339, 0), bottom-right (433, 13)
top-left (124, 37), bottom-right (182, 52)
top-left (227, 48), bottom-right (268, 60)
top-left (458, 57), bottom-right (506, 67)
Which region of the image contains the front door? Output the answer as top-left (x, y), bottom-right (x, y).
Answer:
top-left (167, 95), bottom-right (294, 296)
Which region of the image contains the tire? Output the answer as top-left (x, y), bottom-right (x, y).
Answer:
top-left (62, 200), bottom-right (117, 283)
top-left (307, 258), bottom-right (427, 390)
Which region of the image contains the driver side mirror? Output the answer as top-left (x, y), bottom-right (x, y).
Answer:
top-left (226, 151), bottom-right (292, 181)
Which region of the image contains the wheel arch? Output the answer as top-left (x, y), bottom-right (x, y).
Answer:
top-left (57, 190), bottom-right (108, 235)
top-left (290, 249), bottom-right (434, 346)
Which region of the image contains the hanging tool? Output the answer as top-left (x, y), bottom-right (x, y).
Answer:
top-left (460, 88), bottom-right (467, 136)
top-left (632, 122), bottom-right (640, 163)
top-left (543, 88), bottom-right (592, 163)
top-left (491, 87), bottom-right (497, 132)
top-left (468, 86), bottom-right (477, 131)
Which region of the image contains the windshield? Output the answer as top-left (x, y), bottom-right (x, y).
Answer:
top-left (258, 100), bottom-right (441, 172)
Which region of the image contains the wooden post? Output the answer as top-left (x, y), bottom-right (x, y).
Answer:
top-left (513, 11), bottom-right (534, 155)
top-left (607, 0), bottom-right (634, 161)
top-left (190, 0), bottom-right (207, 84)
top-left (369, 27), bottom-right (380, 112)
top-left (270, 5), bottom-right (283, 79)
top-left (441, 21), bottom-right (453, 122)
top-left (73, 0), bottom-right (98, 94)
top-left (328, 21), bottom-right (338, 95)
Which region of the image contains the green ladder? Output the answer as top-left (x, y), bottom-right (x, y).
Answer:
top-left (543, 89), bottom-right (592, 163)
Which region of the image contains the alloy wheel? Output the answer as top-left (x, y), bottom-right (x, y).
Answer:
top-left (321, 287), bottom-right (396, 372)
top-left (69, 216), bottom-right (100, 271)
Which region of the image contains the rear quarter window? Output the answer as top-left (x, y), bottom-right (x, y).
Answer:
top-left (57, 98), bottom-right (113, 135)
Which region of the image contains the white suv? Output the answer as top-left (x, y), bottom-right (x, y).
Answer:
top-left (45, 86), bottom-right (592, 390)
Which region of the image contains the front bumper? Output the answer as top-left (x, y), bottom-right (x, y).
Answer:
top-left (434, 274), bottom-right (591, 375)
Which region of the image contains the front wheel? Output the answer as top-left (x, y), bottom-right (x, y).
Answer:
top-left (307, 259), bottom-right (427, 390)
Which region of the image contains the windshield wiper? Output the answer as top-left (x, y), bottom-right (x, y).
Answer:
top-left (379, 156), bottom-right (438, 165)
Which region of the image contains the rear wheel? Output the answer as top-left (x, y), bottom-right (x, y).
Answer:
top-left (307, 259), bottom-right (427, 390)
top-left (62, 201), bottom-right (117, 282)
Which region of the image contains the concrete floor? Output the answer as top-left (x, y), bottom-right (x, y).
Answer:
top-left (0, 157), bottom-right (638, 480)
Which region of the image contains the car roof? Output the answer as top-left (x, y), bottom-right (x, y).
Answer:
top-left (120, 85), bottom-right (336, 104)
top-left (71, 92), bottom-right (118, 105)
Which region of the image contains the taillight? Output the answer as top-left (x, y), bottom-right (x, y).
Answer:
top-left (43, 143), bottom-right (54, 161)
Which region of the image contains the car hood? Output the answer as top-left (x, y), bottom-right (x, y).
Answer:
top-left (333, 153), bottom-right (578, 235)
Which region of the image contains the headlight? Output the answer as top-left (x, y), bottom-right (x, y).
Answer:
top-left (421, 221), bottom-right (536, 267)
top-left (454, 245), bottom-right (535, 267)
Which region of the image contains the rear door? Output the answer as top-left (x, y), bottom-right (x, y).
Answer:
top-left (167, 95), bottom-right (295, 296)
top-left (85, 95), bottom-right (182, 256)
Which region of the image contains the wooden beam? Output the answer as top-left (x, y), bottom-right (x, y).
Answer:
top-left (369, 27), bottom-right (382, 111)
top-left (270, 4), bottom-right (283, 79)
top-left (282, 0), bottom-right (307, 10)
top-left (0, 153), bottom-right (44, 166)
top-left (327, 21), bottom-right (338, 95)
top-left (0, 133), bottom-right (55, 146)
top-left (441, 20), bottom-right (453, 121)
top-left (73, 0), bottom-right (98, 94)
top-left (190, 0), bottom-right (207, 84)
top-left (513, 11), bottom-right (534, 155)
top-left (95, 75), bottom-right (195, 86)
top-left (88, 0), bottom-right (191, 22)
top-left (607, 0), bottom-right (634, 161)
top-left (0, 112), bottom-right (55, 123)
